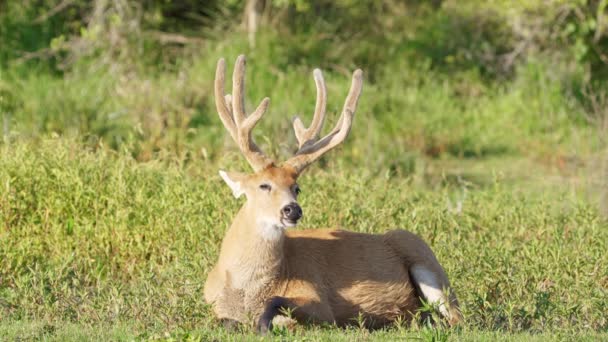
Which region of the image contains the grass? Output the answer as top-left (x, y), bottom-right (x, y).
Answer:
top-left (1, 134), bottom-right (607, 340)
top-left (1, 321), bottom-right (607, 342)
top-left (1, 30), bottom-right (601, 163)
top-left (1, 19), bottom-right (608, 340)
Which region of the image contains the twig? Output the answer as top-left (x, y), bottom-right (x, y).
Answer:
top-left (145, 31), bottom-right (204, 45)
top-left (33, 0), bottom-right (75, 23)
top-left (13, 47), bottom-right (58, 64)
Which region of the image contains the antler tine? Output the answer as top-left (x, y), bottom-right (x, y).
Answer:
top-left (293, 69), bottom-right (327, 149)
top-left (214, 55), bottom-right (274, 172)
top-left (232, 55), bottom-right (247, 125)
top-left (215, 58), bottom-right (239, 143)
top-left (224, 94), bottom-right (233, 115)
top-left (327, 69), bottom-right (363, 136)
top-left (285, 69), bottom-right (363, 174)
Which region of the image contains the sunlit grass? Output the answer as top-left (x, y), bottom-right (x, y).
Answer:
top-left (1, 137), bottom-right (607, 340)
top-left (1, 15), bottom-right (607, 339)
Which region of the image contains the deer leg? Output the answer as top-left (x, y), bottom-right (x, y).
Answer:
top-left (257, 296), bottom-right (293, 334)
top-left (219, 318), bottom-right (240, 331)
top-left (257, 296), bottom-right (334, 334)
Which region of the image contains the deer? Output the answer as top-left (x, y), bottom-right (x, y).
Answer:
top-left (203, 55), bottom-right (462, 333)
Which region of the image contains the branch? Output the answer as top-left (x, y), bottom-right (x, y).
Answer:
top-left (34, 0), bottom-right (76, 23)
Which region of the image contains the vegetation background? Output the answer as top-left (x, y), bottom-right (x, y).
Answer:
top-left (1, 0), bottom-right (608, 340)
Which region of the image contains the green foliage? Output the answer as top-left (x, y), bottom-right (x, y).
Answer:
top-left (0, 29), bottom-right (599, 164)
top-left (1, 138), bottom-right (607, 339)
top-left (0, 1), bottom-right (76, 66)
top-left (0, 0), bottom-right (605, 163)
top-left (1, 0), bottom-right (608, 339)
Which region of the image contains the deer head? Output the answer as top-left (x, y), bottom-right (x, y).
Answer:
top-left (215, 55), bottom-right (362, 237)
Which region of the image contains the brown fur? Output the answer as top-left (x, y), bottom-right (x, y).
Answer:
top-left (204, 166), bottom-right (462, 330)
top-left (205, 56), bottom-right (461, 332)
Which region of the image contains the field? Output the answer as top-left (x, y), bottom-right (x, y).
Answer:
top-left (2, 1), bottom-right (608, 341)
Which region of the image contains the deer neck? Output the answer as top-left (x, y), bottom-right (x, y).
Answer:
top-left (217, 202), bottom-right (285, 290)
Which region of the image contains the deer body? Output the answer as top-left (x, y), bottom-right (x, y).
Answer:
top-left (279, 228), bottom-right (424, 326)
top-left (204, 56), bottom-right (461, 332)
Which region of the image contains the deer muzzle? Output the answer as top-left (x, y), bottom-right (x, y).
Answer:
top-left (281, 202), bottom-right (303, 223)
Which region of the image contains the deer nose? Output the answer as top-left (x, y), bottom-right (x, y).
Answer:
top-left (281, 202), bottom-right (302, 221)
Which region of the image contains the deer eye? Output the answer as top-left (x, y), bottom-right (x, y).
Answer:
top-left (294, 185), bottom-right (301, 195)
top-left (259, 183), bottom-right (272, 192)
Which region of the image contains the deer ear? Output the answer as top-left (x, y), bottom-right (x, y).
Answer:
top-left (219, 170), bottom-right (247, 198)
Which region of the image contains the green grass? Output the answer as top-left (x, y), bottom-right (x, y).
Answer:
top-left (1, 30), bottom-right (601, 164)
top-left (1, 136), bottom-right (607, 340)
top-left (1, 17), bottom-right (608, 339)
top-left (1, 320), bottom-right (607, 342)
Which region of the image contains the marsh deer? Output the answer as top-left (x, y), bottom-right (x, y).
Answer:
top-left (204, 55), bottom-right (461, 333)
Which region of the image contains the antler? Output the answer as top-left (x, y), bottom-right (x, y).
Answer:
top-left (292, 69), bottom-right (327, 149)
top-left (285, 69), bottom-right (363, 174)
top-left (215, 55), bottom-right (274, 171)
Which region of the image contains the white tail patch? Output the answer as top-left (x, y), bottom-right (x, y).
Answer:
top-left (410, 265), bottom-right (451, 320)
